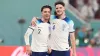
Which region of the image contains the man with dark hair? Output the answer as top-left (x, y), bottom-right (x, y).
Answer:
top-left (41, 5), bottom-right (52, 12)
top-left (55, 1), bottom-right (65, 6)
top-left (31, 1), bottom-right (77, 56)
top-left (49, 1), bottom-right (77, 56)
top-left (24, 5), bottom-right (52, 56)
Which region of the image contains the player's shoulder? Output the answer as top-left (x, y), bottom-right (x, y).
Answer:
top-left (28, 26), bottom-right (35, 30)
top-left (63, 17), bottom-right (74, 25)
top-left (36, 19), bottom-right (43, 24)
top-left (29, 26), bottom-right (34, 28)
top-left (37, 19), bottom-right (50, 27)
top-left (50, 15), bottom-right (57, 19)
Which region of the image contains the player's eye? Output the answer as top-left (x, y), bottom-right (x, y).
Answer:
top-left (44, 11), bottom-right (47, 13)
top-left (60, 7), bottom-right (62, 9)
top-left (44, 11), bottom-right (49, 14)
top-left (48, 11), bottom-right (50, 13)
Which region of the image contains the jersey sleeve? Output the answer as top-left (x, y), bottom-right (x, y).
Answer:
top-left (24, 26), bottom-right (34, 45)
top-left (68, 20), bottom-right (75, 33)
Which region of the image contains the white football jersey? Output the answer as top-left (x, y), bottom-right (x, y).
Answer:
top-left (49, 15), bottom-right (75, 51)
top-left (24, 19), bottom-right (50, 52)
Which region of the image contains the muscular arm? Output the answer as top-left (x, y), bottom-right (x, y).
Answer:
top-left (70, 32), bottom-right (77, 56)
top-left (68, 20), bottom-right (76, 56)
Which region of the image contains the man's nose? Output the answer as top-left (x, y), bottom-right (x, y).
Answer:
top-left (46, 12), bottom-right (49, 15)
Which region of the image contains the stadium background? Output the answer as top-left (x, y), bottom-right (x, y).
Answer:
top-left (0, 0), bottom-right (100, 56)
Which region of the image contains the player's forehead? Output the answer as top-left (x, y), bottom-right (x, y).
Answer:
top-left (42, 8), bottom-right (51, 12)
top-left (55, 4), bottom-right (64, 8)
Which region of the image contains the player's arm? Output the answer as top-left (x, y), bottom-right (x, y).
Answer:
top-left (69, 20), bottom-right (77, 56)
top-left (70, 32), bottom-right (77, 56)
top-left (24, 26), bottom-right (34, 55)
top-left (48, 47), bottom-right (52, 54)
top-left (48, 37), bottom-right (52, 54)
top-left (31, 15), bottom-right (55, 25)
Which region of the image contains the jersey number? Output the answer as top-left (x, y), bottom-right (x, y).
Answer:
top-left (53, 25), bottom-right (55, 30)
top-left (38, 29), bottom-right (41, 34)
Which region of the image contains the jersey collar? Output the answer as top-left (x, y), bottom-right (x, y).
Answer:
top-left (38, 19), bottom-right (50, 24)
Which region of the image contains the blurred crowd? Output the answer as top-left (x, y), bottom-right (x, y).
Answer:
top-left (69, 0), bottom-right (100, 47)
top-left (64, 0), bottom-right (100, 22)
top-left (71, 0), bottom-right (100, 22)
top-left (75, 26), bottom-right (100, 47)
top-left (61, 0), bottom-right (100, 47)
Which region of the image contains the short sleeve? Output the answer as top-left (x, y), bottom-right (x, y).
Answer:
top-left (68, 20), bottom-right (75, 33)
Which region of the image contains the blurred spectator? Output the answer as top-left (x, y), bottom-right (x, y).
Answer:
top-left (91, 29), bottom-right (100, 47)
top-left (75, 27), bottom-right (80, 38)
top-left (86, 29), bottom-right (94, 47)
top-left (63, 0), bottom-right (69, 6)
top-left (57, 0), bottom-right (69, 7)
top-left (77, 26), bottom-right (89, 47)
top-left (75, 27), bottom-right (80, 47)
top-left (86, 28), bottom-right (94, 39)
top-left (81, 0), bottom-right (94, 22)
top-left (91, 0), bottom-right (99, 12)
top-left (69, 0), bottom-right (78, 8)
top-left (97, 0), bottom-right (100, 5)
top-left (95, 7), bottom-right (100, 19)
top-left (90, 39), bottom-right (96, 47)
top-left (77, 0), bottom-right (84, 11)
top-left (94, 0), bottom-right (100, 19)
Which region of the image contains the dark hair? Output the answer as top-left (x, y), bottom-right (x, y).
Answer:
top-left (41, 5), bottom-right (52, 12)
top-left (55, 1), bottom-right (65, 7)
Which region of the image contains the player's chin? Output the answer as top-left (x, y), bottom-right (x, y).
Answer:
top-left (57, 14), bottom-right (62, 16)
top-left (56, 13), bottom-right (62, 16)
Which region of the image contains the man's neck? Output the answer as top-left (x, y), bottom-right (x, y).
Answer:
top-left (41, 18), bottom-right (49, 23)
top-left (58, 12), bottom-right (66, 19)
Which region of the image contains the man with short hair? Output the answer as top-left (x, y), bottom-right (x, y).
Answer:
top-left (31, 1), bottom-right (77, 56)
top-left (49, 1), bottom-right (76, 56)
top-left (24, 5), bottom-right (52, 56)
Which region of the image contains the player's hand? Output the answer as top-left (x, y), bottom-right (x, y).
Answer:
top-left (31, 17), bottom-right (38, 27)
top-left (72, 52), bottom-right (77, 56)
top-left (26, 45), bottom-right (32, 55)
top-left (48, 47), bottom-right (52, 54)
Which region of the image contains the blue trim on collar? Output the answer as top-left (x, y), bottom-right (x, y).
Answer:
top-left (37, 19), bottom-right (50, 24)
top-left (55, 16), bottom-right (71, 23)
top-left (63, 17), bottom-right (71, 23)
